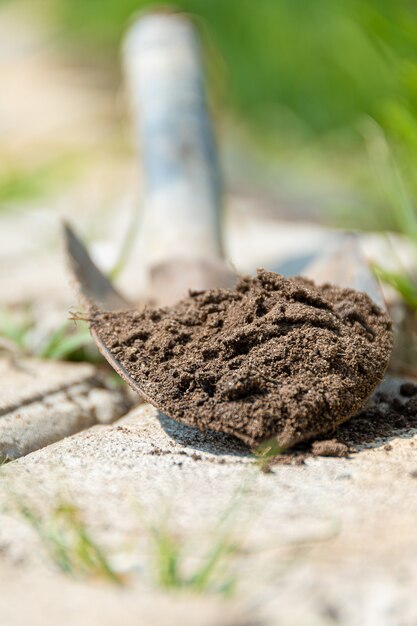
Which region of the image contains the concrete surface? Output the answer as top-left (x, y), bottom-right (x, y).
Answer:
top-left (0, 562), bottom-right (243, 626)
top-left (1, 376), bottom-right (417, 625)
top-left (0, 358), bottom-right (133, 460)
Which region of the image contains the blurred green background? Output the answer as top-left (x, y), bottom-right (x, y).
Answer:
top-left (51, 0), bottom-right (417, 231)
top-left (3, 0), bottom-right (417, 232)
top-left (56, 0), bottom-right (417, 135)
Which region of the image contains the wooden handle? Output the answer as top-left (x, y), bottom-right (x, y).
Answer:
top-left (123, 12), bottom-right (224, 270)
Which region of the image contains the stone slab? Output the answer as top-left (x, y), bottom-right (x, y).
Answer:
top-left (0, 358), bottom-right (133, 460)
top-left (1, 376), bottom-right (416, 625)
top-left (0, 561), bottom-right (240, 626)
top-left (0, 358), bottom-right (96, 414)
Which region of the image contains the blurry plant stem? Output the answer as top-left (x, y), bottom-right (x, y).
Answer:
top-left (0, 308), bottom-right (98, 363)
top-left (108, 202), bottom-right (141, 281)
top-left (366, 120), bottom-right (417, 243)
top-left (132, 476), bottom-right (254, 594)
top-left (11, 496), bottom-right (125, 585)
top-left (364, 121), bottom-right (417, 373)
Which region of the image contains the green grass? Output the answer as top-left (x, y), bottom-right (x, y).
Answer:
top-left (13, 498), bottom-right (125, 585)
top-left (0, 307), bottom-right (100, 363)
top-left (53, 0), bottom-right (417, 136)
top-left (254, 437), bottom-right (286, 473)
top-left (363, 123), bottom-right (417, 312)
top-left (0, 155), bottom-right (79, 210)
top-left (12, 493), bottom-right (244, 594)
top-left (42, 0), bottom-right (417, 233)
top-left (147, 519), bottom-right (238, 595)
top-left (137, 485), bottom-right (249, 595)
top-left (373, 266), bottom-right (417, 310)
top-left (38, 322), bottom-right (95, 360)
top-left (0, 307), bottom-right (32, 353)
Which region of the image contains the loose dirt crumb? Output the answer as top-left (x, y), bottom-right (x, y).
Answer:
top-left (400, 382), bottom-right (417, 397)
top-left (91, 269), bottom-right (393, 448)
top-left (311, 440), bottom-right (349, 457)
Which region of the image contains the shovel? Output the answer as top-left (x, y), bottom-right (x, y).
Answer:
top-left (64, 11), bottom-right (385, 438)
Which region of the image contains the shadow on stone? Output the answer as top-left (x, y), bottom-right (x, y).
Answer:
top-left (327, 376), bottom-right (417, 452)
top-left (157, 413), bottom-right (251, 458)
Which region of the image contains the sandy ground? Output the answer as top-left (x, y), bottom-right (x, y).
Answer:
top-left (1, 4), bottom-right (417, 626)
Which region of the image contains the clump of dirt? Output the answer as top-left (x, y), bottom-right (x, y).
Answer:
top-left (399, 382), bottom-right (417, 398)
top-left (90, 269), bottom-right (393, 448)
top-left (311, 440), bottom-right (349, 457)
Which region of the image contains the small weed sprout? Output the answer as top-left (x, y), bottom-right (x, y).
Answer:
top-left (13, 498), bottom-right (124, 586)
top-left (0, 307), bottom-right (99, 363)
top-left (136, 486), bottom-right (249, 596)
top-left (14, 496), bottom-right (242, 594)
top-left (254, 437), bottom-right (285, 473)
top-left (148, 520), bottom-right (238, 596)
top-left (366, 123), bottom-right (417, 309)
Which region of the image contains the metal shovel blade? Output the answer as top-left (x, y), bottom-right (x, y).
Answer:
top-left (63, 222), bottom-right (131, 311)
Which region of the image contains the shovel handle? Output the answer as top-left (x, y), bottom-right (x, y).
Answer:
top-left (123, 12), bottom-right (224, 269)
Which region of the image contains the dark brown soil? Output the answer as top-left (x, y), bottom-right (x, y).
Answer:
top-left (90, 269), bottom-right (393, 448)
top-left (399, 382), bottom-right (417, 397)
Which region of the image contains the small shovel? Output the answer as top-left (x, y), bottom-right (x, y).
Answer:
top-left (64, 11), bottom-right (386, 443)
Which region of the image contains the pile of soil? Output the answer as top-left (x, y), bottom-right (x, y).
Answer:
top-left (90, 269), bottom-right (393, 448)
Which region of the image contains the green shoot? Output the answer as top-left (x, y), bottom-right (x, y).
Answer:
top-left (136, 487), bottom-right (248, 596)
top-left (38, 322), bottom-right (94, 360)
top-left (108, 203), bottom-right (140, 280)
top-left (0, 307), bottom-right (32, 351)
top-left (372, 266), bottom-right (417, 311)
top-left (366, 124), bottom-right (417, 246)
top-left (13, 498), bottom-right (125, 585)
top-left (148, 520), bottom-right (238, 596)
top-left (365, 123), bottom-right (417, 311)
top-left (254, 437), bottom-right (286, 473)
top-left (13, 493), bottom-right (240, 593)
top-left (0, 307), bottom-right (100, 363)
